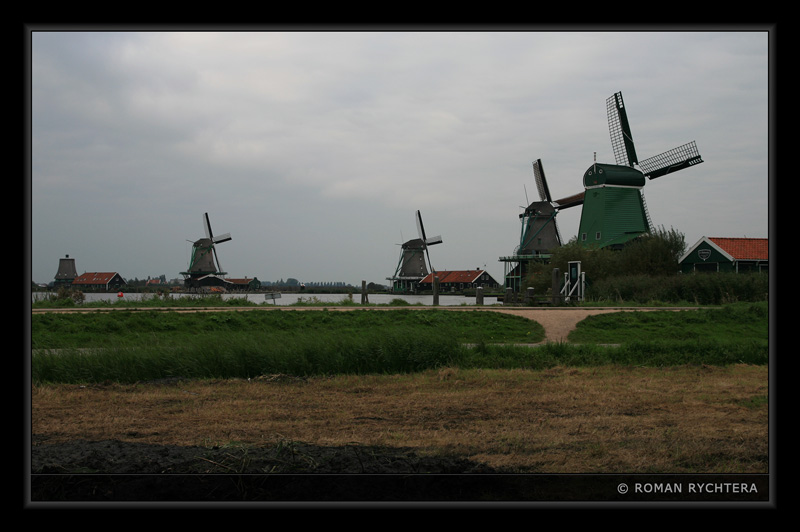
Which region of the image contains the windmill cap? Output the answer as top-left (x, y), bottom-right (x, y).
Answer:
top-left (584, 163), bottom-right (645, 188)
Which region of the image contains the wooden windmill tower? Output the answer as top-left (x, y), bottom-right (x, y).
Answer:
top-left (53, 254), bottom-right (79, 288)
top-left (500, 159), bottom-right (584, 291)
top-left (388, 210), bottom-right (443, 293)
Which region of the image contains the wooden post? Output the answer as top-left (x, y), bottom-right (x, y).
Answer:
top-left (361, 280), bottom-right (369, 304)
top-left (525, 286), bottom-right (534, 306)
top-left (433, 276), bottom-right (439, 306)
top-left (551, 268), bottom-right (562, 306)
top-left (505, 287), bottom-right (513, 306)
top-left (476, 286), bottom-right (484, 306)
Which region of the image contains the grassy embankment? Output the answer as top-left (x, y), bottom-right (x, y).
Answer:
top-left (31, 301), bottom-right (768, 384)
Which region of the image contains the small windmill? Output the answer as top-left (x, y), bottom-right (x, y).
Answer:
top-left (181, 213), bottom-right (232, 286)
top-left (577, 91), bottom-right (703, 248)
top-left (388, 210), bottom-right (443, 292)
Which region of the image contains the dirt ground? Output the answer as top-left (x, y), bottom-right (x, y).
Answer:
top-left (30, 306), bottom-right (768, 503)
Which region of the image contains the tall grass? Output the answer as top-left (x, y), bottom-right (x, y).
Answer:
top-left (459, 338), bottom-right (767, 371)
top-left (32, 332), bottom-right (768, 384)
top-left (32, 328), bottom-right (464, 383)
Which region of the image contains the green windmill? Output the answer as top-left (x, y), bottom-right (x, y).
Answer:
top-left (577, 91), bottom-right (704, 249)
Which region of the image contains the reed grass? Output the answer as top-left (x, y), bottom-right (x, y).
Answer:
top-left (32, 332), bottom-right (768, 385)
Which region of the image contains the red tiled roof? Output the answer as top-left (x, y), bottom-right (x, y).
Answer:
top-left (73, 272), bottom-right (119, 284)
top-left (708, 237), bottom-right (768, 261)
top-left (419, 270), bottom-right (488, 284)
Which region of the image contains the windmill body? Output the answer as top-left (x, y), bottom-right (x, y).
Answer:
top-left (577, 162), bottom-right (650, 248)
top-left (53, 254), bottom-right (79, 288)
top-left (518, 201), bottom-right (562, 257)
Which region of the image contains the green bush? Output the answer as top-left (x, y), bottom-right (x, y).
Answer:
top-left (588, 273), bottom-right (768, 304)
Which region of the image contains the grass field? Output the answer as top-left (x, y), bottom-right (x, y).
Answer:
top-left (30, 301), bottom-right (770, 496)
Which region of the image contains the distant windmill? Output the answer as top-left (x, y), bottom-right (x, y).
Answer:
top-left (387, 210), bottom-right (443, 292)
top-left (181, 212), bottom-right (233, 287)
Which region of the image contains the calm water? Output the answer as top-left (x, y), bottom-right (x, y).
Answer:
top-left (33, 292), bottom-right (499, 307)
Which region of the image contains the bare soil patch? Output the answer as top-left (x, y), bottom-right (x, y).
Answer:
top-left (30, 365), bottom-right (767, 501)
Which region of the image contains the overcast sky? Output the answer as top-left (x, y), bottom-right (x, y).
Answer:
top-left (28, 28), bottom-right (771, 286)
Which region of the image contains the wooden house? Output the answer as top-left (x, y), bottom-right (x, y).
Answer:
top-left (418, 270), bottom-right (500, 291)
top-left (679, 237), bottom-right (768, 273)
top-left (71, 272), bottom-right (127, 291)
top-left (226, 277), bottom-right (262, 291)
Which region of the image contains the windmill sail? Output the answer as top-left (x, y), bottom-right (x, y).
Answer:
top-left (204, 212), bottom-right (232, 243)
top-left (607, 91), bottom-right (703, 178)
top-left (416, 210), bottom-right (442, 274)
top-left (607, 91), bottom-right (638, 167)
top-left (533, 159), bottom-right (552, 203)
top-left (638, 141), bottom-right (704, 179)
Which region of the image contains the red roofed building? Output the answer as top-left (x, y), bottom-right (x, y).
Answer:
top-left (680, 237), bottom-right (768, 273)
top-left (418, 269), bottom-right (500, 291)
top-left (71, 272), bottom-right (127, 291)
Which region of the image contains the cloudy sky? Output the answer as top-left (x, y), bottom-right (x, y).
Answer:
top-left (28, 28), bottom-right (771, 286)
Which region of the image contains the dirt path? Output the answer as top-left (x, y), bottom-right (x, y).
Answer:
top-left (458, 308), bottom-right (623, 343)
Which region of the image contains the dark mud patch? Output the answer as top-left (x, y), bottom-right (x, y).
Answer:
top-left (30, 439), bottom-right (522, 502)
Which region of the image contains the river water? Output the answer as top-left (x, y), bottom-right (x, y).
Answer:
top-left (33, 292), bottom-right (499, 307)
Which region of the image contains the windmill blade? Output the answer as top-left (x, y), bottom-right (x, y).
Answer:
top-left (638, 141), bottom-right (704, 179)
top-left (532, 159), bottom-right (552, 202)
top-left (415, 210), bottom-right (441, 274)
top-left (607, 91), bottom-right (638, 167)
top-left (213, 232), bottom-right (232, 244)
top-left (203, 212), bottom-right (231, 243)
top-left (425, 234), bottom-right (443, 246)
top-left (416, 210), bottom-right (442, 246)
top-left (212, 246), bottom-right (224, 274)
top-left (416, 210), bottom-right (427, 243)
top-left (203, 212), bottom-right (213, 239)
top-left (552, 191), bottom-right (585, 210)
